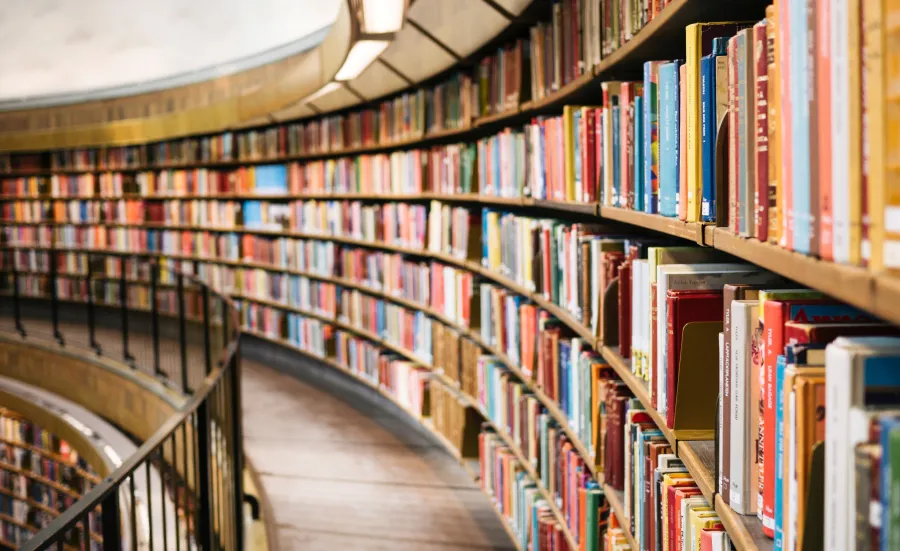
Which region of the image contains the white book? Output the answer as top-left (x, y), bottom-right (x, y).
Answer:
top-left (640, 260), bottom-right (652, 382)
top-left (830, 0), bottom-right (849, 263)
top-left (655, 264), bottom-right (781, 416)
top-left (718, 331), bottom-right (725, 499)
top-left (631, 260), bottom-right (645, 376)
top-left (729, 299), bottom-right (759, 515)
top-left (824, 336), bottom-right (900, 551)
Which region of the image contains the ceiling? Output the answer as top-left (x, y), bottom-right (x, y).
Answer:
top-left (0, 0), bottom-right (341, 106)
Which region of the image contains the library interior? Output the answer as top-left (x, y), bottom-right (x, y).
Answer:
top-left (0, 0), bottom-right (897, 549)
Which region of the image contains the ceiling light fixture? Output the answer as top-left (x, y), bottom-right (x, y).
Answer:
top-left (361, 0), bottom-right (406, 34)
top-left (334, 40), bottom-right (390, 81)
top-left (302, 81), bottom-right (344, 103)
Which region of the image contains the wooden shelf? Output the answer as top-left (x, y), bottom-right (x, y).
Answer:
top-left (603, 485), bottom-right (639, 550)
top-left (0, 436), bottom-right (101, 484)
top-left (678, 441), bottom-right (716, 504)
top-left (599, 206), bottom-right (708, 244)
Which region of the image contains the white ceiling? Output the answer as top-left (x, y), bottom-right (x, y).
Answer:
top-left (0, 0), bottom-right (341, 105)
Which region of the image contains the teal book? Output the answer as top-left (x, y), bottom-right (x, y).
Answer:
top-left (634, 95), bottom-right (644, 211)
top-left (658, 61), bottom-right (682, 217)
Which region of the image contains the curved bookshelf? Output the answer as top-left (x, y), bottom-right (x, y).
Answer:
top-left (1, 0), bottom-right (880, 548)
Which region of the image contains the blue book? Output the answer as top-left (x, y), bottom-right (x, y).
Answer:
top-left (254, 165), bottom-right (288, 194)
top-left (492, 136), bottom-right (501, 195)
top-left (612, 104), bottom-right (621, 208)
top-left (774, 354), bottom-right (787, 551)
top-left (658, 61), bottom-right (681, 217)
top-left (634, 95), bottom-right (644, 212)
top-left (242, 201), bottom-right (263, 228)
top-left (790, 0), bottom-right (811, 253)
top-left (701, 38), bottom-right (727, 222)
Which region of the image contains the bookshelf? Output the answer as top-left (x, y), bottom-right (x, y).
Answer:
top-left (4, 0), bottom-right (896, 549)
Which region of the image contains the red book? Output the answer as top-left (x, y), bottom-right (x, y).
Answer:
top-left (617, 259), bottom-right (633, 358)
top-left (783, 321), bottom-right (899, 345)
top-left (760, 300), bottom-right (876, 534)
top-left (668, 485), bottom-right (701, 551)
top-left (665, 290), bottom-right (724, 428)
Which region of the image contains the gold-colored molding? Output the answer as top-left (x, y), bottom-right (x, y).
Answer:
top-left (0, 1), bottom-right (355, 151)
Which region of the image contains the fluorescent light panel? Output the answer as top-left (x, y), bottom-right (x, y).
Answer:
top-left (335, 40), bottom-right (389, 81)
top-left (303, 81), bottom-right (343, 103)
top-left (361, 0), bottom-right (405, 34)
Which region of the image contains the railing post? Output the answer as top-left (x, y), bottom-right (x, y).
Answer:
top-left (202, 286), bottom-right (212, 376)
top-left (151, 258), bottom-right (163, 378)
top-left (100, 488), bottom-right (123, 551)
top-left (86, 255), bottom-right (101, 355)
top-left (230, 346), bottom-right (245, 550)
top-left (121, 256), bottom-right (134, 366)
top-left (178, 272), bottom-right (190, 394)
top-left (50, 239), bottom-right (64, 347)
top-left (10, 251), bottom-right (25, 338)
top-left (221, 300), bottom-right (230, 367)
top-left (196, 401), bottom-right (215, 550)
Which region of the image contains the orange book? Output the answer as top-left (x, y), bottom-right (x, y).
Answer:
top-left (778, 0), bottom-right (793, 250)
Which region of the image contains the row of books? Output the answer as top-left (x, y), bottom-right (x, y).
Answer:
top-left (479, 428), bottom-right (605, 551)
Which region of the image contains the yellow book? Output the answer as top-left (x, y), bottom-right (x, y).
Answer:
top-left (848, 0), bottom-right (864, 265)
top-left (685, 22), bottom-right (752, 222)
top-left (689, 508), bottom-right (718, 551)
top-left (879, 1), bottom-right (900, 273)
top-left (563, 105), bottom-right (578, 202)
top-left (661, 473), bottom-right (695, 551)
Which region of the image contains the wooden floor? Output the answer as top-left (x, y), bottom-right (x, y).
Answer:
top-left (241, 343), bottom-right (515, 551)
top-left (0, 310), bottom-right (514, 550)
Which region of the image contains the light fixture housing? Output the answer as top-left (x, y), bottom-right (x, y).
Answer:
top-left (334, 40), bottom-right (389, 81)
top-left (361, 0), bottom-right (406, 34)
top-left (302, 81), bottom-right (344, 103)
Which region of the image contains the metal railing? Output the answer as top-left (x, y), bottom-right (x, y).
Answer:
top-left (0, 247), bottom-right (244, 551)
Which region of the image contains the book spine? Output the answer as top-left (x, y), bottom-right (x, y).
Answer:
top-left (778, 0), bottom-right (794, 250)
top-left (659, 64), bottom-right (678, 217)
top-left (679, 64), bottom-right (688, 221)
top-left (790, 0), bottom-right (812, 254)
top-left (807, 0), bottom-right (820, 258)
top-left (767, 7), bottom-right (781, 245)
top-left (635, 95), bottom-right (645, 212)
top-left (686, 24), bottom-right (703, 222)
top-left (647, 62), bottom-right (661, 214)
top-left (701, 54), bottom-right (716, 222)
top-left (729, 37), bottom-right (739, 233)
top-left (719, 330), bottom-right (728, 502)
top-left (754, 21), bottom-right (770, 242)
top-left (862, 0), bottom-right (884, 270)
top-left (848, 0), bottom-right (863, 265)
top-left (737, 32), bottom-right (749, 236)
top-left (761, 300), bottom-right (781, 537)
top-left (882, 0), bottom-right (900, 273)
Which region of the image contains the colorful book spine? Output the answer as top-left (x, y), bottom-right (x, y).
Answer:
top-left (659, 62), bottom-right (680, 218)
top-left (644, 60), bottom-right (663, 215)
top-left (754, 20), bottom-right (769, 242)
top-left (767, 6), bottom-right (781, 245)
top-left (635, 95), bottom-right (644, 212)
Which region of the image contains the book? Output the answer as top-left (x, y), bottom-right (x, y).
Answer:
top-left (701, 38), bottom-right (727, 222)
top-left (825, 337), bottom-right (900, 551)
top-left (685, 22), bottom-right (751, 223)
top-left (659, 61), bottom-right (681, 218)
